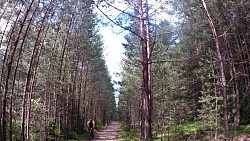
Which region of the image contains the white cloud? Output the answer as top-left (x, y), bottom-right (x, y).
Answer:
top-left (100, 26), bottom-right (126, 81)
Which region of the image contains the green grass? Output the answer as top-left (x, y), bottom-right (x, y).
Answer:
top-left (66, 123), bottom-right (106, 141)
top-left (120, 130), bottom-right (139, 141)
top-left (119, 121), bottom-right (203, 140)
top-left (169, 122), bottom-right (250, 140)
top-left (118, 121), bottom-right (250, 141)
top-left (175, 121), bottom-right (203, 132)
top-left (66, 130), bottom-right (90, 141)
top-left (66, 133), bottom-right (90, 141)
top-left (232, 125), bottom-right (250, 137)
top-left (119, 122), bottom-right (139, 141)
top-left (161, 121), bottom-right (205, 141)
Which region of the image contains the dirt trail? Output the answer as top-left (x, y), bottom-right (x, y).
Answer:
top-left (91, 121), bottom-right (120, 141)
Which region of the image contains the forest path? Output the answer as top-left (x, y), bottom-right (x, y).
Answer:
top-left (91, 121), bottom-right (121, 141)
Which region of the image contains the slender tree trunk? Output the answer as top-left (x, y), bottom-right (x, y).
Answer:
top-left (21, 2), bottom-right (53, 140)
top-left (4, 1), bottom-right (36, 140)
top-left (77, 61), bottom-right (84, 133)
top-left (145, 0), bottom-right (152, 137)
top-left (139, 95), bottom-right (143, 139)
top-left (51, 26), bottom-right (61, 124)
top-left (138, 0), bottom-right (152, 139)
top-left (58, 16), bottom-right (74, 140)
top-left (1, 5), bottom-right (23, 141)
top-left (211, 56), bottom-right (218, 139)
top-left (224, 34), bottom-right (240, 129)
top-left (82, 63), bottom-right (89, 130)
top-left (1, 16), bottom-right (12, 141)
top-left (9, 96), bottom-right (13, 141)
top-left (201, 0), bottom-right (229, 138)
top-left (234, 34), bottom-right (249, 105)
top-left (239, 32), bottom-right (250, 103)
top-left (0, 4), bottom-right (23, 85)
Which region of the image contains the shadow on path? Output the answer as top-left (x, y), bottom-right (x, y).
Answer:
top-left (91, 121), bottom-right (120, 141)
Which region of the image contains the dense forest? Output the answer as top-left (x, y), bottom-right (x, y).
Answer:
top-left (116, 0), bottom-right (250, 140)
top-left (0, 0), bottom-right (116, 141)
top-left (0, 0), bottom-right (250, 141)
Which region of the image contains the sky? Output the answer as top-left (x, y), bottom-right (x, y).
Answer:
top-left (1, 0), bottom-right (175, 105)
top-left (95, 1), bottom-right (130, 104)
top-left (96, 0), bottom-right (177, 79)
top-left (100, 26), bottom-right (126, 82)
top-left (0, 1), bottom-right (125, 105)
top-left (96, 0), bottom-right (177, 104)
top-left (99, 25), bottom-right (126, 104)
top-left (95, 0), bottom-right (129, 84)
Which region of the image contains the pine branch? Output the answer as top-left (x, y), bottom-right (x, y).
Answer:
top-left (94, 2), bottom-right (141, 38)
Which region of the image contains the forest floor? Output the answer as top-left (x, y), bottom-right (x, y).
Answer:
top-left (89, 121), bottom-right (121, 141)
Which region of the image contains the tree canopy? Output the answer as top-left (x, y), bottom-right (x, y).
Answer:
top-left (1, 0), bottom-right (250, 141)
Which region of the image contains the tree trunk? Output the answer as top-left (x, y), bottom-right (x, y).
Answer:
top-left (224, 34), bottom-right (240, 129)
top-left (51, 26), bottom-right (61, 124)
top-left (145, 0), bottom-right (153, 138)
top-left (138, 0), bottom-right (152, 139)
top-left (21, 2), bottom-right (53, 140)
top-left (0, 4), bottom-right (23, 141)
top-left (82, 62), bottom-right (89, 130)
top-left (3, 2), bottom-right (36, 141)
top-left (201, 0), bottom-right (229, 138)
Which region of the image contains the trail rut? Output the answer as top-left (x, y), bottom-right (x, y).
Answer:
top-left (91, 121), bottom-right (120, 141)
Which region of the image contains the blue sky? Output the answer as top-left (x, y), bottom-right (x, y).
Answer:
top-left (99, 25), bottom-right (127, 105)
top-left (95, 1), bottom-right (129, 104)
top-left (96, 0), bottom-right (177, 104)
top-left (100, 26), bottom-right (126, 82)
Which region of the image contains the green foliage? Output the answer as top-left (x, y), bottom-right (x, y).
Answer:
top-left (30, 132), bottom-right (41, 141)
top-left (47, 122), bottom-right (63, 141)
top-left (68, 131), bottom-right (78, 140)
top-left (232, 125), bottom-right (250, 137)
top-left (65, 129), bottom-right (96, 141)
top-left (1, 0), bottom-right (250, 140)
top-left (198, 94), bottom-right (223, 138)
top-left (120, 122), bottom-right (139, 141)
top-left (66, 132), bottom-right (90, 141)
top-left (175, 122), bottom-right (203, 133)
top-left (197, 72), bottom-right (223, 136)
top-left (77, 133), bottom-right (90, 140)
top-left (7, 121), bottom-right (21, 141)
top-left (241, 105), bottom-right (250, 124)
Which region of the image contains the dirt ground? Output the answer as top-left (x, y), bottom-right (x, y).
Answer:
top-left (91, 121), bottom-right (120, 141)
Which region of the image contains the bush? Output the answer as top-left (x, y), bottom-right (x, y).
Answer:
top-left (47, 121), bottom-right (64, 140)
top-left (68, 131), bottom-right (78, 139)
top-left (120, 122), bottom-right (139, 140)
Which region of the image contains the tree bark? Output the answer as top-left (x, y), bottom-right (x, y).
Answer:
top-left (224, 34), bottom-right (240, 129)
top-left (21, 1), bottom-right (53, 140)
top-left (201, 0), bottom-right (229, 139)
top-left (138, 0), bottom-right (152, 139)
top-left (1, 1), bottom-right (35, 141)
top-left (0, 4), bottom-right (23, 141)
top-left (145, 0), bottom-right (152, 138)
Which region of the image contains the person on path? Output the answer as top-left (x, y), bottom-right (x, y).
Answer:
top-left (105, 118), bottom-right (109, 128)
top-left (87, 118), bottom-right (95, 131)
top-left (87, 118), bottom-right (95, 139)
